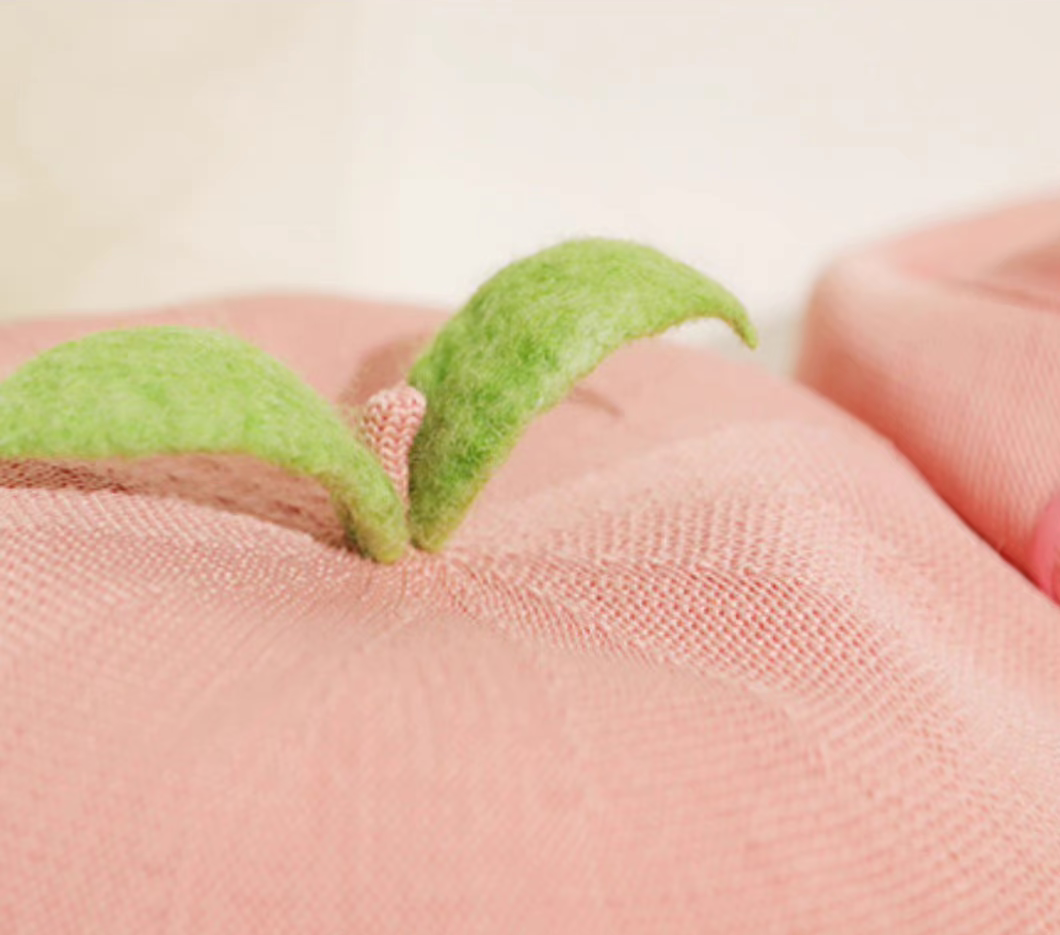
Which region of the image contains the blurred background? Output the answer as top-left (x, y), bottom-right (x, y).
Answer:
top-left (1, 1), bottom-right (1058, 368)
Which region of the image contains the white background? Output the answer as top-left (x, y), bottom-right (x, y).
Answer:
top-left (1, 1), bottom-right (1058, 353)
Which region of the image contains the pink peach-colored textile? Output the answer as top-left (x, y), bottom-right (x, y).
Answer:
top-left (799, 196), bottom-right (1060, 592)
top-left (3, 232), bottom-right (1060, 932)
top-left (358, 383), bottom-right (427, 503)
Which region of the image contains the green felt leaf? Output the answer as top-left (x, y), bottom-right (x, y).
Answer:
top-left (0, 327), bottom-right (408, 563)
top-left (407, 238), bottom-right (757, 552)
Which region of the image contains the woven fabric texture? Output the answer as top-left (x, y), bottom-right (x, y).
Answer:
top-left (799, 196), bottom-right (1060, 587)
top-left (2, 275), bottom-right (1059, 932)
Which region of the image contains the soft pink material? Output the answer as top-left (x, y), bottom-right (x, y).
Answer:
top-left (2, 265), bottom-right (1060, 932)
top-left (359, 383), bottom-right (427, 501)
top-left (1032, 492), bottom-right (1060, 601)
top-left (799, 196), bottom-right (1060, 589)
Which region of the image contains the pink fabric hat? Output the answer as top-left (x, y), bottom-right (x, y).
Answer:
top-left (3, 211), bottom-right (1060, 931)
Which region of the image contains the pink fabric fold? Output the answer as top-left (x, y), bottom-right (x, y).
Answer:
top-left (798, 196), bottom-right (1060, 588)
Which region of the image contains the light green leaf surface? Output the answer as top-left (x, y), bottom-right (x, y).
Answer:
top-left (0, 327), bottom-right (408, 562)
top-left (407, 238), bottom-right (757, 552)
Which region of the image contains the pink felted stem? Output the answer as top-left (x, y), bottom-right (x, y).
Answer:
top-left (359, 382), bottom-right (427, 502)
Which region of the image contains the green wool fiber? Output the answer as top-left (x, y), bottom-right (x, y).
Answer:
top-left (0, 327), bottom-right (408, 562)
top-left (407, 238), bottom-right (757, 552)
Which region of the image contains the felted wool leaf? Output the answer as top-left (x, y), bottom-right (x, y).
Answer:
top-left (407, 238), bottom-right (757, 551)
top-left (0, 326), bottom-right (408, 562)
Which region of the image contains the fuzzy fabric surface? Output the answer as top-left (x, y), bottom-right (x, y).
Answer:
top-left (407, 238), bottom-right (757, 551)
top-left (0, 326), bottom-right (408, 562)
top-left (0, 240), bottom-right (755, 561)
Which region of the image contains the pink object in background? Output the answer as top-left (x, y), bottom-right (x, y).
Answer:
top-left (799, 195), bottom-right (1060, 595)
top-left (2, 198), bottom-right (1060, 932)
top-left (1031, 491), bottom-right (1060, 601)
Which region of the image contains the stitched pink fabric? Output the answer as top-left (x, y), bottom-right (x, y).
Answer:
top-left (2, 283), bottom-right (1060, 932)
top-left (799, 196), bottom-right (1060, 590)
top-left (358, 383), bottom-right (427, 501)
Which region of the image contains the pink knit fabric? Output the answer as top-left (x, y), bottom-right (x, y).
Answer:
top-left (2, 278), bottom-right (1059, 932)
top-left (1031, 491), bottom-right (1060, 601)
top-left (798, 196), bottom-right (1060, 593)
top-left (358, 383), bottom-right (427, 502)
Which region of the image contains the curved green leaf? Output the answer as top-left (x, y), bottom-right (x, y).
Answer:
top-left (0, 327), bottom-right (408, 562)
top-left (407, 238), bottom-right (757, 551)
